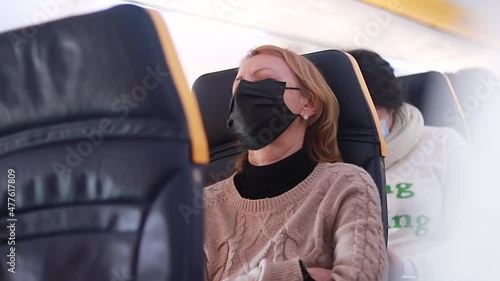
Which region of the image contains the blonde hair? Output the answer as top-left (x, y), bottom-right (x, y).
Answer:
top-left (235, 45), bottom-right (342, 172)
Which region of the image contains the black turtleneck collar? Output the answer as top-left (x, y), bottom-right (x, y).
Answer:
top-left (233, 146), bottom-right (317, 199)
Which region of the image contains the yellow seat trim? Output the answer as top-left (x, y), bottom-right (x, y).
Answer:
top-left (147, 9), bottom-right (209, 164)
top-left (344, 52), bottom-right (388, 157)
top-left (442, 73), bottom-right (471, 142)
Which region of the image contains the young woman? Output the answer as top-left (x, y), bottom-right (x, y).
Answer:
top-left (204, 45), bottom-right (388, 281)
top-left (349, 49), bottom-right (466, 281)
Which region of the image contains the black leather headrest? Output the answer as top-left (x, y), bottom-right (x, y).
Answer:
top-left (398, 71), bottom-right (469, 138)
top-left (193, 50), bottom-right (384, 155)
top-left (0, 5), bottom-right (207, 281)
top-left (193, 69), bottom-right (237, 149)
top-left (0, 5), bottom-right (185, 138)
top-left (303, 50), bottom-right (381, 135)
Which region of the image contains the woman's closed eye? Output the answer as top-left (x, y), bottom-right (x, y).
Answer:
top-left (259, 77), bottom-right (283, 83)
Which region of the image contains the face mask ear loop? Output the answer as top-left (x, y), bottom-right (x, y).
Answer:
top-left (282, 85), bottom-right (303, 119)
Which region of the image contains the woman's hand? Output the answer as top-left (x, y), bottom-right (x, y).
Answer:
top-left (388, 249), bottom-right (404, 281)
top-left (306, 267), bottom-right (332, 281)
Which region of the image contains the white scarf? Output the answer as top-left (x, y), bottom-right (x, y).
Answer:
top-left (385, 103), bottom-right (425, 169)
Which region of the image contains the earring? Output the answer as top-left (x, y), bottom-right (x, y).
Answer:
top-left (303, 113), bottom-right (309, 121)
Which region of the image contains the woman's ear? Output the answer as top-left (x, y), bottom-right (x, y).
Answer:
top-left (301, 97), bottom-right (318, 118)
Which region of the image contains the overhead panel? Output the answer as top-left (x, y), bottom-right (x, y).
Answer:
top-left (358, 0), bottom-right (489, 45)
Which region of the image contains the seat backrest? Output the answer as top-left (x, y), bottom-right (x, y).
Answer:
top-left (446, 68), bottom-right (499, 130)
top-left (0, 5), bottom-right (208, 281)
top-left (397, 71), bottom-right (470, 139)
top-left (193, 50), bottom-right (388, 242)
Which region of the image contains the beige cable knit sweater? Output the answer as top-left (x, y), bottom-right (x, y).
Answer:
top-left (204, 162), bottom-right (388, 281)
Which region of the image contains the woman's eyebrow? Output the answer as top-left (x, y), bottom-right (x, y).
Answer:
top-left (252, 67), bottom-right (273, 75)
top-left (235, 67), bottom-right (275, 81)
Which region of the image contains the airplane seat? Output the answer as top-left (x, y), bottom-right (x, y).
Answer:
top-left (447, 68), bottom-right (499, 127)
top-left (0, 5), bottom-right (208, 281)
top-left (193, 50), bottom-right (388, 242)
top-left (397, 71), bottom-right (470, 140)
top-left (192, 69), bottom-right (245, 186)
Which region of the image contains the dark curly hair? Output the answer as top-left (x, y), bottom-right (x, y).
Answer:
top-left (347, 49), bottom-right (404, 111)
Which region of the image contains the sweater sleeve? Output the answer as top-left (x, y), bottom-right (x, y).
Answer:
top-left (221, 257), bottom-right (303, 281)
top-left (330, 170), bottom-right (388, 281)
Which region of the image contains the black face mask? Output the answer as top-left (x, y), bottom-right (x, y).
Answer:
top-left (226, 79), bottom-right (301, 150)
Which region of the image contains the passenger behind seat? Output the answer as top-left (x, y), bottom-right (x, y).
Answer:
top-left (349, 49), bottom-right (467, 281)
